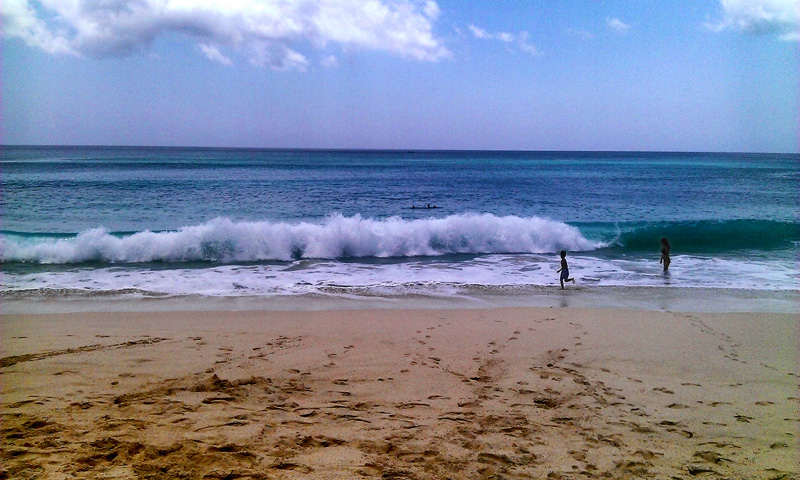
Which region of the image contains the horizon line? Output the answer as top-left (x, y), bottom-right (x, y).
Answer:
top-left (2, 144), bottom-right (799, 156)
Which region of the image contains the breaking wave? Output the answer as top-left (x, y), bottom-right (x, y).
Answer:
top-left (0, 214), bottom-right (603, 265)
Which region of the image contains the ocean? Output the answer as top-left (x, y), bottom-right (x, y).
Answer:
top-left (2, 146), bottom-right (798, 313)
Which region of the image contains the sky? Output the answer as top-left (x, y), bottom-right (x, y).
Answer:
top-left (2, 0), bottom-right (798, 152)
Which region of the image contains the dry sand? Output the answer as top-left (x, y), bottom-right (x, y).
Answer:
top-left (1, 307), bottom-right (798, 479)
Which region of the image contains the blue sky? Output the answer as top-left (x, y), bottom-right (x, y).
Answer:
top-left (2, 1), bottom-right (798, 152)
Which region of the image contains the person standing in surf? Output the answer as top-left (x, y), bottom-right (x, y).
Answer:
top-left (557, 250), bottom-right (575, 289)
top-left (660, 237), bottom-right (671, 271)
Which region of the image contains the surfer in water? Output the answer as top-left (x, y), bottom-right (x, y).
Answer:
top-left (557, 250), bottom-right (575, 289)
top-left (660, 237), bottom-right (671, 272)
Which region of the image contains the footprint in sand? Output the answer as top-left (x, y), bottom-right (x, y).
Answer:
top-left (272, 463), bottom-right (313, 474)
top-left (357, 463), bottom-right (384, 476)
top-left (476, 452), bottom-right (515, 467)
top-left (693, 450), bottom-right (731, 465)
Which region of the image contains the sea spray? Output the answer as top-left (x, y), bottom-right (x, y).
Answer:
top-left (0, 213), bottom-right (604, 264)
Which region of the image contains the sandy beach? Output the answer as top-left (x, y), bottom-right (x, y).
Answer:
top-left (1, 306), bottom-right (797, 479)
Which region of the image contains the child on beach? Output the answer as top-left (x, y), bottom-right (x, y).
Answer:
top-left (557, 250), bottom-right (575, 289)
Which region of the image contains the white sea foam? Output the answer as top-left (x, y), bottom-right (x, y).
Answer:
top-left (3, 254), bottom-right (797, 301)
top-left (0, 214), bottom-right (604, 264)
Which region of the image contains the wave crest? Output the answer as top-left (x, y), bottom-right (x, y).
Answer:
top-left (0, 214), bottom-right (602, 264)
top-left (611, 220), bottom-right (799, 253)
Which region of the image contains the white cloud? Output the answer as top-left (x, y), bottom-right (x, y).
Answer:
top-left (468, 24), bottom-right (541, 57)
top-left (1, 0), bottom-right (76, 55)
top-left (606, 17), bottom-right (630, 34)
top-left (515, 32), bottom-right (541, 56)
top-left (497, 32), bottom-right (516, 43)
top-left (708, 0), bottom-right (800, 40)
top-left (422, 1), bottom-right (440, 20)
top-left (200, 43), bottom-right (232, 66)
top-left (468, 25), bottom-right (492, 40)
top-left (321, 55), bottom-right (339, 68)
top-left (0, 0), bottom-right (450, 69)
top-left (247, 42), bottom-right (309, 71)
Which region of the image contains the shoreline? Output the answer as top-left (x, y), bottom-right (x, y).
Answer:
top-left (3, 285), bottom-right (797, 315)
top-left (1, 305), bottom-right (798, 479)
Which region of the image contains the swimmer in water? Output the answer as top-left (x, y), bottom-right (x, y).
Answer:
top-left (660, 237), bottom-right (671, 272)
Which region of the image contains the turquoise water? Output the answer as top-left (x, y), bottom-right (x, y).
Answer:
top-left (2, 146), bottom-right (798, 303)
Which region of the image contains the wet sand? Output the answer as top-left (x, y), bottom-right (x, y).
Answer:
top-left (1, 307), bottom-right (798, 479)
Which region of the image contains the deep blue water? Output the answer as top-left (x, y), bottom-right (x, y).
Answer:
top-left (2, 146), bottom-right (798, 299)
